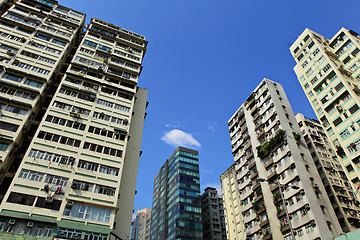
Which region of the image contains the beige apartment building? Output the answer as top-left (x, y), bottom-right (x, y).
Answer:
top-left (290, 28), bottom-right (360, 190)
top-left (296, 113), bottom-right (360, 232)
top-left (0, 0), bottom-right (84, 199)
top-left (227, 79), bottom-right (341, 240)
top-left (220, 164), bottom-right (244, 240)
top-left (131, 208), bottom-right (152, 240)
top-left (0, 1), bottom-right (148, 239)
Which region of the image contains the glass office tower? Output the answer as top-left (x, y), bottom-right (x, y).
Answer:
top-left (150, 146), bottom-right (202, 240)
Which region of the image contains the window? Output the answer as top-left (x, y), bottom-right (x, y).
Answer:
top-left (333, 117), bottom-right (343, 127)
top-left (340, 129), bottom-right (350, 140)
top-left (52, 39), bottom-right (66, 46)
top-left (43, 228), bottom-right (53, 238)
top-left (99, 165), bottom-right (119, 176)
top-left (346, 164), bottom-right (354, 173)
top-left (305, 224), bottom-right (315, 233)
top-left (44, 175), bottom-right (68, 186)
top-left (94, 185), bottom-right (115, 196)
top-left (0, 143), bottom-right (9, 151)
top-left (2, 73), bottom-right (22, 82)
top-left (63, 203), bottom-right (111, 223)
top-left (0, 121), bottom-right (19, 132)
top-left (24, 79), bottom-right (43, 88)
top-left (35, 33), bottom-right (51, 41)
top-left (18, 169), bottom-right (44, 182)
top-left (83, 40), bottom-right (98, 48)
top-left (343, 56), bottom-right (351, 64)
top-left (78, 160), bottom-right (98, 171)
top-left (7, 192), bottom-right (35, 206)
top-left (349, 104), bottom-right (359, 114)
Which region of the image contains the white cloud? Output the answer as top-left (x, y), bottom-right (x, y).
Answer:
top-left (207, 122), bottom-right (218, 132)
top-left (202, 183), bottom-right (222, 195)
top-left (202, 168), bottom-right (213, 174)
top-left (165, 122), bottom-right (180, 128)
top-left (161, 129), bottom-right (201, 148)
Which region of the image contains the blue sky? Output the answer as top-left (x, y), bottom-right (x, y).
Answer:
top-left (62, 0), bottom-right (360, 210)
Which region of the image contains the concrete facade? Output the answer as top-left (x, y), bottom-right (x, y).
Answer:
top-left (0, 1), bottom-right (148, 239)
top-left (201, 187), bottom-right (226, 240)
top-left (227, 79), bottom-right (342, 240)
top-left (296, 113), bottom-right (360, 232)
top-left (131, 208), bottom-right (152, 240)
top-left (0, 0), bottom-right (85, 199)
top-left (220, 164), bottom-right (244, 240)
top-left (290, 28), bottom-right (360, 191)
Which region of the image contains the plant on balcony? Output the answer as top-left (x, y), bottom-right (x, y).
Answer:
top-left (253, 200), bottom-right (264, 212)
top-left (257, 129), bottom-right (286, 159)
top-left (293, 132), bottom-right (301, 141)
top-left (277, 206), bottom-right (284, 216)
top-left (273, 193), bottom-right (281, 202)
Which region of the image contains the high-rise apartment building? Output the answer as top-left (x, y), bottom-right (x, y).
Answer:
top-left (220, 164), bottom-right (244, 240)
top-left (296, 113), bottom-right (360, 232)
top-left (0, 0), bottom-right (85, 199)
top-left (290, 28), bottom-right (360, 190)
top-left (131, 208), bottom-right (152, 240)
top-left (0, 1), bottom-right (148, 239)
top-left (138, 209), bottom-right (152, 240)
top-left (228, 78), bottom-right (341, 240)
top-left (150, 147), bottom-right (202, 240)
top-left (201, 187), bottom-right (226, 240)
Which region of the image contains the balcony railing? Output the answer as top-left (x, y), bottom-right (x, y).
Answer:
top-left (257, 129), bottom-right (286, 159)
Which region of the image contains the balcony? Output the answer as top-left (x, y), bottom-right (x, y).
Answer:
top-left (281, 224), bottom-right (290, 233)
top-left (250, 171), bottom-right (258, 180)
top-left (277, 207), bottom-right (286, 218)
top-left (270, 183), bottom-right (280, 192)
top-left (257, 129), bottom-right (265, 139)
top-left (338, 65), bottom-right (352, 77)
top-left (238, 117), bottom-right (246, 126)
top-left (273, 193), bottom-right (282, 204)
top-left (252, 180), bottom-right (261, 191)
top-left (257, 129), bottom-right (286, 159)
top-left (264, 159), bottom-right (273, 169)
top-left (247, 154), bottom-right (255, 163)
top-left (251, 105), bottom-right (259, 115)
top-left (248, 159), bottom-right (256, 169)
top-left (253, 200), bottom-right (266, 214)
top-left (267, 171), bottom-right (277, 181)
top-left (259, 218), bottom-right (269, 228)
top-left (262, 230), bottom-right (272, 240)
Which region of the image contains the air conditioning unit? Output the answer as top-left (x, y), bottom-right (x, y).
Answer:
top-left (45, 196), bottom-right (53, 203)
top-left (336, 105), bottom-right (343, 112)
top-left (9, 219), bottom-right (16, 225)
top-left (93, 85), bottom-right (99, 90)
top-left (71, 182), bottom-right (79, 189)
top-left (66, 200), bottom-right (74, 207)
top-left (7, 50), bottom-right (15, 56)
top-left (98, 66), bottom-right (103, 71)
top-left (27, 222), bottom-right (34, 228)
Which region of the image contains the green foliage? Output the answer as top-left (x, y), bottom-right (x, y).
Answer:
top-left (293, 132), bottom-right (301, 141)
top-left (253, 200), bottom-right (264, 212)
top-left (273, 193), bottom-right (281, 202)
top-left (257, 129), bottom-right (286, 159)
top-left (277, 206), bottom-right (284, 216)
